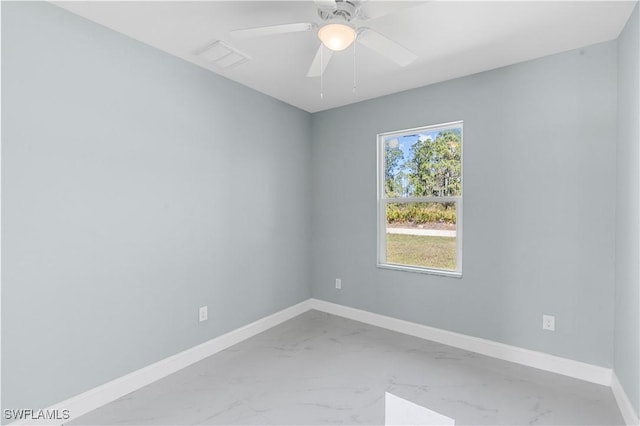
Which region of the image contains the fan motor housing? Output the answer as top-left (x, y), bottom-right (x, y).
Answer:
top-left (318, 1), bottom-right (359, 22)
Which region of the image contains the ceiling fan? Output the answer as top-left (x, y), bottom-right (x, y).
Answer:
top-left (230, 0), bottom-right (419, 77)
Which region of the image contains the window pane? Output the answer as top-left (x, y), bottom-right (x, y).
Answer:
top-left (384, 128), bottom-right (462, 198)
top-left (385, 202), bottom-right (457, 271)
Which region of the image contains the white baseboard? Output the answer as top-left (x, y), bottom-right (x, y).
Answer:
top-left (10, 299), bottom-right (313, 426)
top-left (12, 297), bottom-right (628, 425)
top-left (308, 299), bottom-right (613, 386)
top-left (612, 372), bottom-right (640, 426)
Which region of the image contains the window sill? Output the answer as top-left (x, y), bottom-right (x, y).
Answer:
top-left (377, 263), bottom-right (463, 279)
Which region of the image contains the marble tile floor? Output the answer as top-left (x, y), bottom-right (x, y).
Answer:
top-left (70, 310), bottom-right (624, 425)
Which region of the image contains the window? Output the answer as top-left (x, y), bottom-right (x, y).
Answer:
top-left (377, 121), bottom-right (463, 277)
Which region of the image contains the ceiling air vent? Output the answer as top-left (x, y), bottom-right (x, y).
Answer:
top-left (195, 40), bottom-right (251, 69)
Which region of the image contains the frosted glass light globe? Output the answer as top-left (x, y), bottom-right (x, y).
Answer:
top-left (318, 23), bottom-right (356, 51)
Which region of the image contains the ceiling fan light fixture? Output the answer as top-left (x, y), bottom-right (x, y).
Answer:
top-left (318, 23), bottom-right (356, 51)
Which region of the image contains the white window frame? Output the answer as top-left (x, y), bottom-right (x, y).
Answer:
top-left (376, 121), bottom-right (463, 278)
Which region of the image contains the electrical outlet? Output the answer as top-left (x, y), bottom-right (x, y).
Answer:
top-left (335, 278), bottom-right (342, 290)
top-left (199, 306), bottom-right (208, 322)
top-left (542, 314), bottom-right (555, 331)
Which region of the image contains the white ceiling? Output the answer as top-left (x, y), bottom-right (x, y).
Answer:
top-left (54, 1), bottom-right (636, 113)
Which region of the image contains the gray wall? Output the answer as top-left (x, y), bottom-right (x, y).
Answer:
top-left (2, 2), bottom-right (311, 412)
top-left (615, 3), bottom-right (640, 416)
top-left (310, 41), bottom-right (618, 367)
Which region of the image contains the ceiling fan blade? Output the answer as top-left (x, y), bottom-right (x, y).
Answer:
top-left (314, 0), bottom-right (337, 11)
top-left (306, 44), bottom-right (334, 77)
top-left (357, 28), bottom-right (417, 67)
top-left (356, 1), bottom-right (424, 21)
top-left (231, 22), bottom-right (315, 39)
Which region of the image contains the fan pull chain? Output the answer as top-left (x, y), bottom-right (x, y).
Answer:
top-left (320, 45), bottom-right (324, 100)
top-left (353, 39), bottom-right (357, 94)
